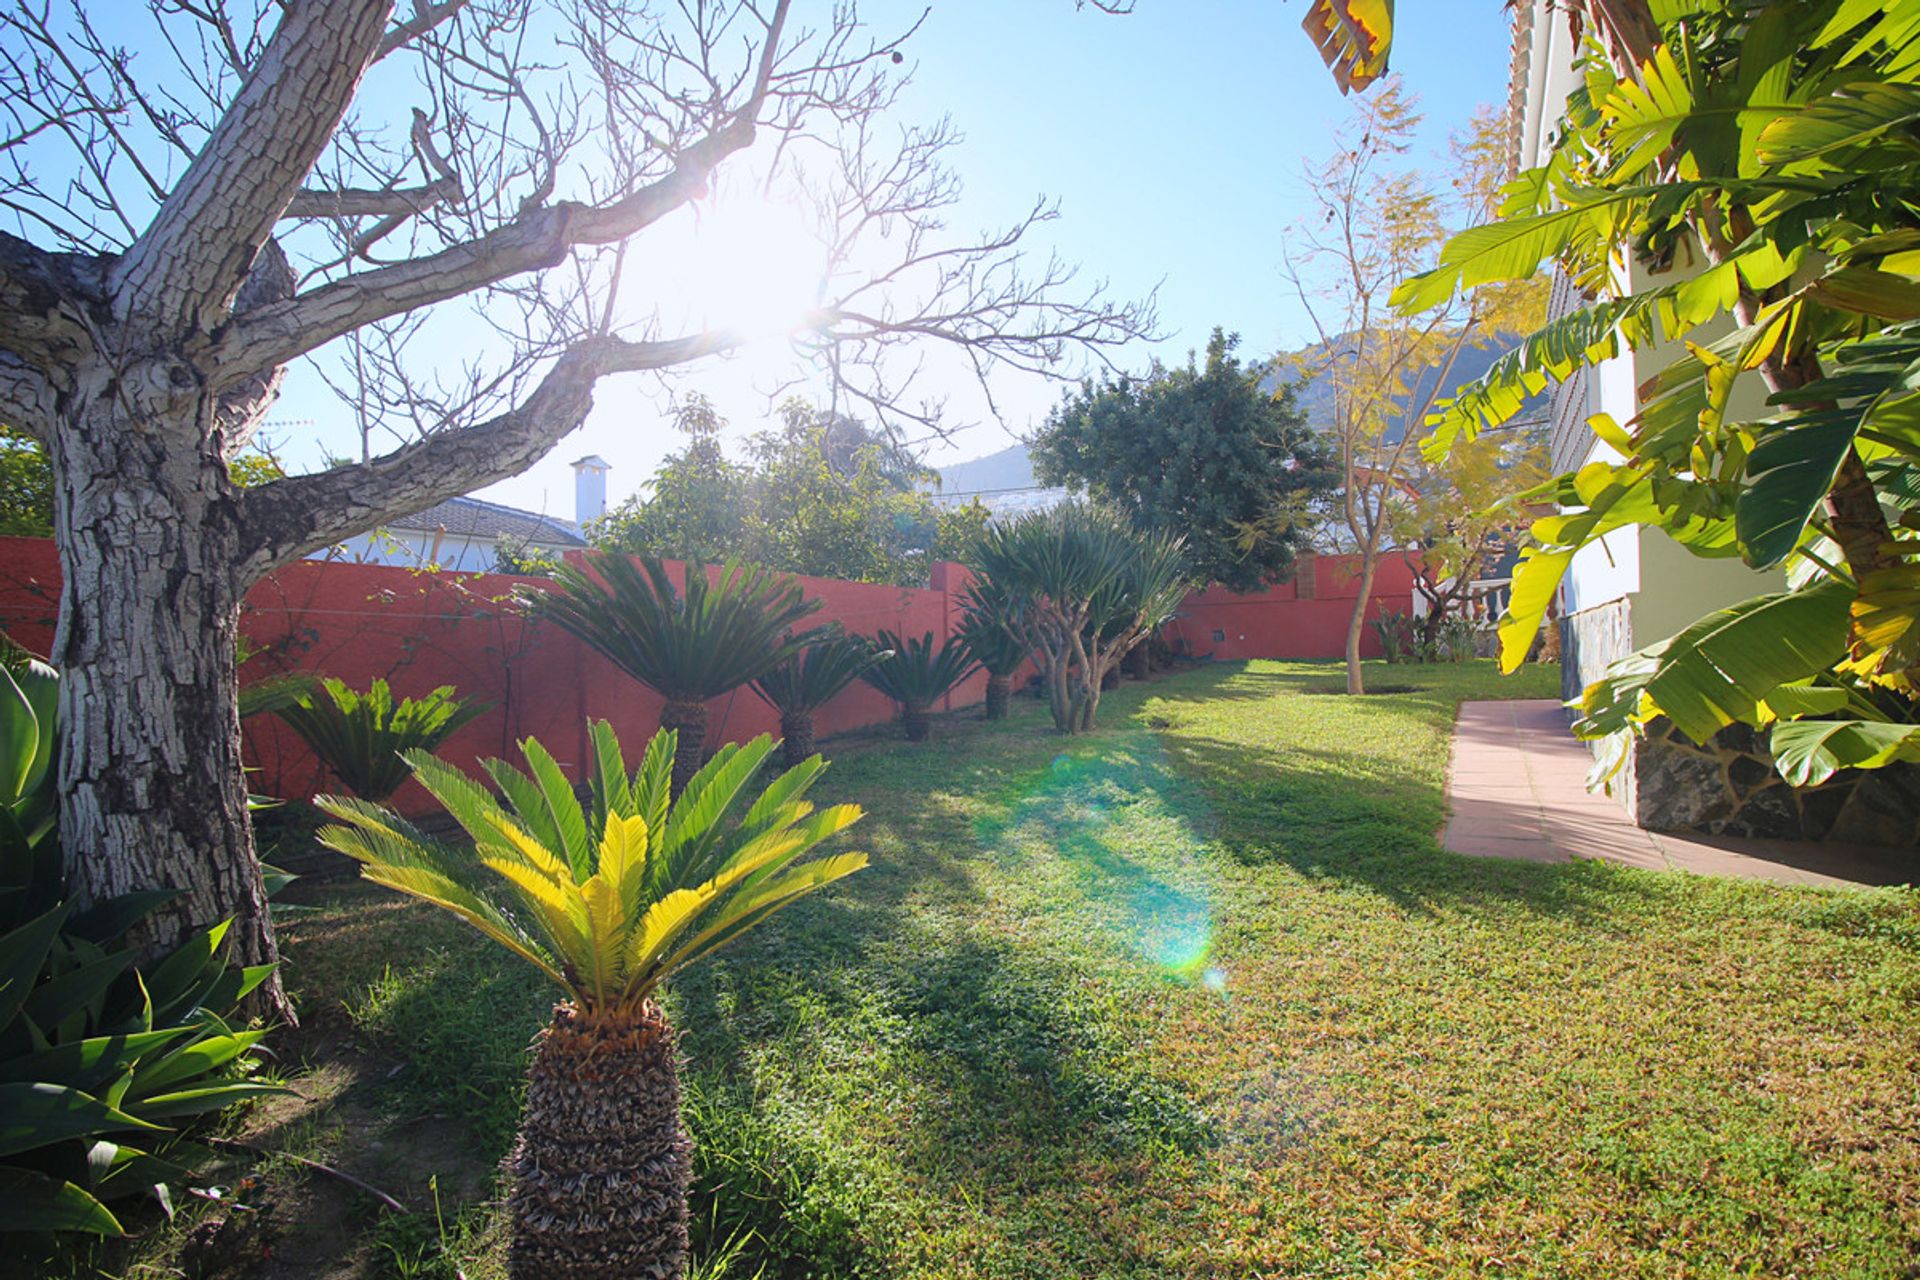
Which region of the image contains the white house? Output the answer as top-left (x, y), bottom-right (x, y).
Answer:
top-left (323, 455), bottom-right (610, 573)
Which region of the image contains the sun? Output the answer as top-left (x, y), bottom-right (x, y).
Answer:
top-left (679, 193), bottom-right (828, 340)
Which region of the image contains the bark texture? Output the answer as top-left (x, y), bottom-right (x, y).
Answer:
top-left (49, 356), bottom-right (282, 1002)
top-left (509, 1002), bottom-right (691, 1280)
top-left (660, 699), bottom-right (709, 797)
top-left (779, 711), bottom-right (816, 769)
top-left (983, 673), bottom-right (1011, 721)
top-left (901, 703), bottom-right (931, 742)
top-left (1345, 556), bottom-right (1379, 696)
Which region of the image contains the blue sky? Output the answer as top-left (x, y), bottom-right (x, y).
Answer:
top-left (303, 1), bottom-right (1516, 518)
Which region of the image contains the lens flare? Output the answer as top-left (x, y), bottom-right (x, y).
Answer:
top-left (987, 742), bottom-right (1216, 978)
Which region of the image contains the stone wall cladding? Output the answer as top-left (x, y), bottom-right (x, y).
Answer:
top-left (1634, 720), bottom-right (1920, 846)
top-left (1560, 599), bottom-right (1633, 703)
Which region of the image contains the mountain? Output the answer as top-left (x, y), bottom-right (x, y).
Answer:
top-left (930, 443), bottom-right (1064, 515)
top-left (1264, 337), bottom-right (1542, 444)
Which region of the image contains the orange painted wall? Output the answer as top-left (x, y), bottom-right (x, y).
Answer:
top-left (1, 537), bottom-right (1411, 810)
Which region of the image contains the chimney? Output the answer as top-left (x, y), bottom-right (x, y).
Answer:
top-left (572, 454), bottom-right (610, 524)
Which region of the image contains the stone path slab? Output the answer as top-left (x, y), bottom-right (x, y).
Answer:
top-left (1443, 700), bottom-right (1914, 888)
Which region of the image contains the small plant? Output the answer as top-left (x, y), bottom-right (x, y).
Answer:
top-left (751, 634), bottom-right (891, 769)
top-left (271, 678), bottom-right (490, 802)
top-left (539, 554), bottom-right (826, 794)
top-left (954, 581), bottom-right (1028, 720)
top-left (1370, 609), bottom-right (1416, 664)
top-left (316, 724), bottom-right (866, 1279)
top-left (859, 630), bottom-right (978, 742)
top-left (1438, 614), bottom-right (1482, 663)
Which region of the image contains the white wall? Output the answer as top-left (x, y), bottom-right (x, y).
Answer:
top-left (322, 530), bottom-right (573, 573)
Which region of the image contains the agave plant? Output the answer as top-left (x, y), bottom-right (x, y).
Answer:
top-left (316, 725), bottom-right (865, 1279)
top-left (972, 504), bottom-right (1192, 733)
top-left (540, 554), bottom-right (825, 794)
top-left (750, 633), bottom-right (892, 769)
top-left (954, 581), bottom-right (1029, 720)
top-left (859, 629), bottom-right (979, 742)
top-left (1, 662), bottom-right (284, 1237)
top-left (270, 677), bottom-right (489, 802)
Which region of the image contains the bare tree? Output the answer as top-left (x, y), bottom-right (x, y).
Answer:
top-left (0, 0), bottom-right (1151, 1014)
top-left (1279, 87), bottom-right (1537, 695)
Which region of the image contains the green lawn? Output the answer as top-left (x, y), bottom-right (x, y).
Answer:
top-left (67, 660), bottom-right (1920, 1278)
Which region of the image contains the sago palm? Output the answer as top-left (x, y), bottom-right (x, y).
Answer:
top-left (954, 580), bottom-right (1029, 720)
top-left (540, 553), bottom-right (825, 793)
top-left (859, 629), bottom-right (978, 742)
top-left (270, 677), bottom-right (489, 801)
top-left (750, 633), bottom-right (891, 768)
top-left (315, 724), bottom-right (866, 1280)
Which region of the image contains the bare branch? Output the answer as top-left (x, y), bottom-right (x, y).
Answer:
top-left (108, 0), bottom-right (393, 329)
top-left (237, 330), bottom-right (737, 568)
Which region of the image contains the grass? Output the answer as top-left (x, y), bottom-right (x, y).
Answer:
top-left (59, 658), bottom-right (1920, 1278)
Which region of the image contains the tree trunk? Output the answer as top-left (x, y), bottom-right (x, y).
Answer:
top-left (1345, 555), bottom-right (1379, 696)
top-left (779, 710), bottom-right (815, 769)
top-left (659, 699), bottom-right (709, 797)
top-left (49, 391), bottom-right (285, 1017)
top-left (509, 1001), bottom-right (691, 1280)
top-left (1124, 643), bottom-right (1150, 680)
top-left (901, 702), bottom-right (931, 742)
top-left (984, 672), bottom-right (1011, 720)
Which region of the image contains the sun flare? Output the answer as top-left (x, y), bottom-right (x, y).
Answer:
top-left (679, 194), bottom-right (828, 340)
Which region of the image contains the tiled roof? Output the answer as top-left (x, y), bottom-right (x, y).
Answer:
top-left (383, 496), bottom-right (586, 547)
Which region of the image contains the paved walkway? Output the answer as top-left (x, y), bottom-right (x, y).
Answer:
top-left (1443, 700), bottom-right (1914, 888)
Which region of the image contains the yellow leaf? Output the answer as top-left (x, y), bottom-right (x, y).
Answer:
top-left (626, 887), bottom-right (711, 978)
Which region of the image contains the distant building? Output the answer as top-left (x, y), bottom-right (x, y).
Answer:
top-left (323, 455), bottom-right (609, 572)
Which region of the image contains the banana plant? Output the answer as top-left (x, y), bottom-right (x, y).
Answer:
top-left (316, 724), bottom-right (866, 1279)
top-left (1382, 0), bottom-right (1920, 786)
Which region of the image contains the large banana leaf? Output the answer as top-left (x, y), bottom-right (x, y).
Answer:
top-left (1772, 718), bottom-right (1920, 785)
top-left (1574, 583), bottom-right (1855, 746)
top-left (1300, 0), bottom-right (1392, 94)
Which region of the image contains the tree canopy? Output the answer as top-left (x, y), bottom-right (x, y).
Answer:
top-left (593, 398), bottom-right (986, 585)
top-left (1029, 330), bottom-right (1335, 592)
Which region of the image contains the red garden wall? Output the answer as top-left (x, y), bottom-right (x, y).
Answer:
top-left (1171, 552), bottom-right (1419, 663)
top-left (0, 537), bottom-right (1414, 811)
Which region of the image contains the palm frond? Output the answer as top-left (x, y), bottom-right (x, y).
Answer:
top-left (272, 679), bottom-right (488, 801)
top-left (859, 630), bottom-right (978, 708)
top-left (538, 553), bottom-right (827, 702)
top-left (317, 725), bottom-right (865, 1013)
top-left (751, 634), bottom-right (890, 715)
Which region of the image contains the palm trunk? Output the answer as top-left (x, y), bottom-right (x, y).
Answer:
top-left (902, 702), bottom-right (931, 742)
top-left (49, 396), bottom-right (286, 1018)
top-left (779, 710), bottom-right (815, 768)
top-left (659, 698), bottom-right (709, 797)
top-left (984, 672), bottom-right (1011, 720)
top-left (509, 1001), bottom-right (691, 1280)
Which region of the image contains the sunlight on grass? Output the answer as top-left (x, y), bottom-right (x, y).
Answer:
top-left (130, 659), bottom-right (1920, 1280)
